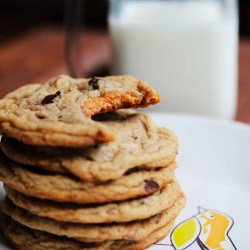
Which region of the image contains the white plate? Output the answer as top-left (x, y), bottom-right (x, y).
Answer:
top-left (1, 113), bottom-right (250, 250)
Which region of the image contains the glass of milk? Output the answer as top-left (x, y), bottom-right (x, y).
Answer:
top-left (109, 0), bottom-right (238, 119)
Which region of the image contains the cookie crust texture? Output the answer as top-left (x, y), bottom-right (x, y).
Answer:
top-left (1, 214), bottom-right (174, 250)
top-left (0, 75), bottom-right (160, 147)
top-left (4, 181), bottom-right (184, 224)
top-left (0, 149), bottom-right (176, 203)
top-left (2, 196), bottom-right (186, 242)
top-left (0, 111), bottom-right (178, 182)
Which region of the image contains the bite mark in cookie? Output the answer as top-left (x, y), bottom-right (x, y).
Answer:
top-left (0, 75), bottom-right (160, 147)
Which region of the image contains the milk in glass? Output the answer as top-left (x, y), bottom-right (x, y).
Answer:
top-left (109, 0), bottom-right (238, 118)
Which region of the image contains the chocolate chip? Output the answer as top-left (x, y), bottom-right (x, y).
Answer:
top-left (144, 179), bottom-right (159, 193)
top-left (41, 91), bottom-right (61, 105)
top-left (88, 77), bottom-right (99, 90)
top-left (153, 214), bottom-right (160, 224)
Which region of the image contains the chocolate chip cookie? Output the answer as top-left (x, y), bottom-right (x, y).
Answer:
top-left (1, 214), bottom-right (175, 250)
top-left (0, 75), bottom-right (160, 147)
top-left (4, 181), bottom-right (184, 224)
top-left (1, 111), bottom-right (178, 182)
top-left (0, 149), bottom-right (176, 203)
top-left (2, 196), bottom-right (185, 242)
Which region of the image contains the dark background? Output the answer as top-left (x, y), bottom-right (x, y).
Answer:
top-left (0, 0), bottom-right (250, 124)
top-left (0, 0), bottom-right (249, 43)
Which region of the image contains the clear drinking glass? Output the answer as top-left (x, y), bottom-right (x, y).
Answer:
top-left (109, 0), bottom-right (238, 119)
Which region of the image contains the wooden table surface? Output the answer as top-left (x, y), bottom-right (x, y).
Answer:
top-left (0, 27), bottom-right (250, 124)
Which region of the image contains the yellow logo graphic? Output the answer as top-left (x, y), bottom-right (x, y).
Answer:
top-left (170, 208), bottom-right (236, 250)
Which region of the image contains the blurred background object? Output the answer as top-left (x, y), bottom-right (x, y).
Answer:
top-left (109, 0), bottom-right (238, 119)
top-left (0, 0), bottom-right (250, 122)
top-left (0, 0), bottom-right (110, 98)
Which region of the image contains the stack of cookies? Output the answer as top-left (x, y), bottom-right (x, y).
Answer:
top-left (0, 75), bottom-right (185, 250)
